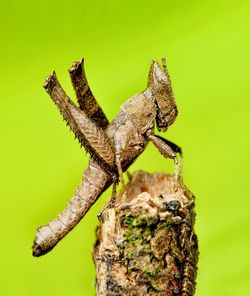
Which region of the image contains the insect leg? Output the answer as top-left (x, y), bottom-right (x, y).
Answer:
top-left (97, 178), bottom-right (117, 221)
top-left (147, 134), bottom-right (182, 180)
top-left (44, 72), bottom-right (116, 175)
top-left (154, 135), bottom-right (182, 157)
top-left (156, 135), bottom-right (183, 180)
top-left (116, 153), bottom-right (125, 188)
top-left (101, 145), bottom-right (132, 215)
top-left (68, 58), bottom-right (109, 129)
top-left (97, 155), bottom-right (123, 220)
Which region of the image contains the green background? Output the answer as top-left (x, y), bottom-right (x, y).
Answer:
top-left (0, 0), bottom-right (249, 295)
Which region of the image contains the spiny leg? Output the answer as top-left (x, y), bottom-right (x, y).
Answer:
top-left (44, 72), bottom-right (116, 176)
top-left (68, 58), bottom-right (109, 129)
top-left (68, 59), bottom-right (122, 193)
top-left (68, 59), bottom-right (120, 218)
top-left (147, 134), bottom-right (182, 181)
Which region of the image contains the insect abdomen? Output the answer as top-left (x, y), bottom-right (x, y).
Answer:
top-left (32, 159), bottom-right (111, 257)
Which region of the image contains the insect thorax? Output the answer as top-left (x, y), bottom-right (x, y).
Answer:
top-left (121, 93), bottom-right (156, 135)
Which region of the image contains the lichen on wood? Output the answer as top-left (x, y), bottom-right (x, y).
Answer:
top-left (94, 171), bottom-right (198, 296)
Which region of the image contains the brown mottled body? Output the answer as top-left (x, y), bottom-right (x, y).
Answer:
top-left (33, 58), bottom-right (182, 256)
top-left (94, 171), bottom-right (198, 296)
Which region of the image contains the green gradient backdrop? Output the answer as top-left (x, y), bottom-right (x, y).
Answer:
top-left (0, 1), bottom-right (249, 295)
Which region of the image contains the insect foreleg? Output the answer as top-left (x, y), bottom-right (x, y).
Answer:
top-left (154, 135), bottom-right (182, 157)
top-left (68, 58), bottom-right (109, 129)
top-left (147, 134), bottom-right (182, 180)
top-left (155, 135), bottom-right (183, 180)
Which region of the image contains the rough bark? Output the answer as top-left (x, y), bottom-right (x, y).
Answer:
top-left (94, 171), bottom-right (198, 296)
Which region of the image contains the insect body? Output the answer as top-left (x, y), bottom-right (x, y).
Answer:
top-left (32, 58), bottom-right (182, 256)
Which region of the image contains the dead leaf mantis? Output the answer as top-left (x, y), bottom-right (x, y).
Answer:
top-left (32, 57), bottom-right (182, 256)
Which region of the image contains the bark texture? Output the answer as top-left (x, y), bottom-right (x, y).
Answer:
top-left (94, 171), bottom-right (198, 296)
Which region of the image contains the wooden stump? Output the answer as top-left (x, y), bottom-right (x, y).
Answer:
top-left (94, 171), bottom-right (198, 296)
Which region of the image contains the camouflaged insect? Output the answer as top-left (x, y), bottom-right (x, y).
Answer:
top-left (32, 58), bottom-right (182, 257)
